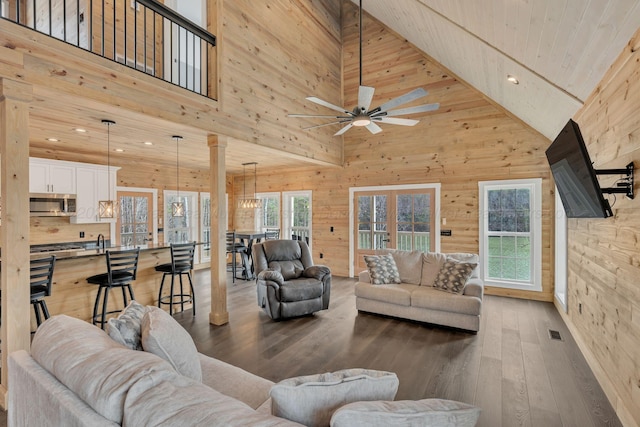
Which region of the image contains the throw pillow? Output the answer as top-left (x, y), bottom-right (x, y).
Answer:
top-left (433, 258), bottom-right (477, 294)
top-left (106, 300), bottom-right (148, 350)
top-left (141, 306), bottom-right (202, 382)
top-left (363, 254), bottom-right (401, 285)
top-left (330, 398), bottom-right (481, 427)
top-left (270, 368), bottom-right (399, 427)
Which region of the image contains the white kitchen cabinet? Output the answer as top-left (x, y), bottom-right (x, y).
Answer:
top-left (29, 158), bottom-right (76, 194)
top-left (71, 166), bottom-right (119, 224)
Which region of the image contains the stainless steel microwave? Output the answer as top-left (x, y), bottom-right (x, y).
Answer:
top-left (29, 193), bottom-right (77, 217)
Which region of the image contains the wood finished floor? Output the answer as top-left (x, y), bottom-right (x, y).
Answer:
top-left (0, 271), bottom-right (620, 427)
top-left (172, 270), bottom-right (621, 427)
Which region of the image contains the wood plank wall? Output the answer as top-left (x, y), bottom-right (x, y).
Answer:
top-left (566, 28), bottom-right (640, 426)
top-left (232, 1), bottom-right (554, 301)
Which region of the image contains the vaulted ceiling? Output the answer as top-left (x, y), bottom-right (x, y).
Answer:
top-left (357, 0), bottom-right (640, 140)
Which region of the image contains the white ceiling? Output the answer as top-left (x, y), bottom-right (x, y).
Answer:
top-left (357, 0), bottom-right (640, 140)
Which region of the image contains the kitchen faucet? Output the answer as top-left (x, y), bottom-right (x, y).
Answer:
top-left (97, 234), bottom-right (105, 250)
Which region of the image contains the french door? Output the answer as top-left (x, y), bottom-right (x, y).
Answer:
top-left (117, 191), bottom-right (153, 246)
top-left (353, 188), bottom-right (436, 273)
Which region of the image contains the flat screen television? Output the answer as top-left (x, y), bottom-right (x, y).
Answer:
top-left (545, 119), bottom-right (613, 218)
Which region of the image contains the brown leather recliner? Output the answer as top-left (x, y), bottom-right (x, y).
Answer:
top-left (252, 239), bottom-right (331, 320)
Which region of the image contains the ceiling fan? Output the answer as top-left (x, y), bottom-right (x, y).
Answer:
top-left (288, 0), bottom-right (440, 136)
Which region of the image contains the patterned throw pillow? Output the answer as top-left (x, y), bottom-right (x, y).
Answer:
top-left (364, 254), bottom-right (401, 285)
top-left (433, 259), bottom-right (477, 294)
top-left (107, 300), bottom-right (148, 350)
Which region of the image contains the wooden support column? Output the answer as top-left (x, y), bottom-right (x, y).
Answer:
top-left (208, 135), bottom-right (229, 325)
top-left (0, 78), bottom-right (33, 408)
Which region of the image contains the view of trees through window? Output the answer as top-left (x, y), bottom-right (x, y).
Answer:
top-left (291, 195), bottom-right (310, 240)
top-left (486, 188), bottom-right (531, 282)
top-left (118, 194), bottom-right (151, 246)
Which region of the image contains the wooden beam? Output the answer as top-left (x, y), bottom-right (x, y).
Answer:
top-left (0, 78), bottom-right (33, 409)
top-left (208, 134), bottom-right (229, 325)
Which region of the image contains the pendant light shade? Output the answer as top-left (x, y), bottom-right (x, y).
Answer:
top-left (238, 162), bottom-right (262, 209)
top-left (171, 135), bottom-right (185, 217)
top-left (98, 119), bottom-right (116, 219)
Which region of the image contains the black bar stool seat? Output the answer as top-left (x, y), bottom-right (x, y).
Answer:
top-left (87, 248), bottom-right (140, 329)
top-left (156, 241), bottom-right (196, 315)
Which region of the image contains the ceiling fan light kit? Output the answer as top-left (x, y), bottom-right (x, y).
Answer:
top-left (288, 0), bottom-right (439, 136)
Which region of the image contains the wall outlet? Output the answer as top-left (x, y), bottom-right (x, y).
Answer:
top-left (320, 253), bottom-right (324, 259)
top-left (579, 303), bottom-right (582, 314)
top-left (330, 226), bottom-right (334, 232)
top-left (79, 231), bottom-right (85, 238)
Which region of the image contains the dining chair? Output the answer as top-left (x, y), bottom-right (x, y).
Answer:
top-left (226, 231), bottom-right (249, 283)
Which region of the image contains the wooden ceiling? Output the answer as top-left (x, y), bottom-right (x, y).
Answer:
top-left (358, 0), bottom-right (640, 140)
top-left (26, 0), bottom-right (640, 173)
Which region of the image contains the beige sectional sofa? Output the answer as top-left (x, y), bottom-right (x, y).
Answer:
top-left (9, 307), bottom-right (481, 426)
top-left (355, 251), bottom-right (484, 332)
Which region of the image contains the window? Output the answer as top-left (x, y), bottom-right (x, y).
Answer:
top-left (283, 191), bottom-right (312, 244)
top-left (163, 190), bottom-right (199, 246)
top-left (479, 179), bottom-right (542, 291)
top-left (116, 187), bottom-right (157, 246)
top-left (255, 192), bottom-right (281, 232)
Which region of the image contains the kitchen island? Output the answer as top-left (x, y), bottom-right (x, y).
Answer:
top-left (36, 244), bottom-right (176, 324)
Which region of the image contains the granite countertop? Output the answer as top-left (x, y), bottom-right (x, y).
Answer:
top-left (29, 243), bottom-right (173, 261)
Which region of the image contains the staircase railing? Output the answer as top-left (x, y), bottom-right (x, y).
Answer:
top-left (0, 0), bottom-right (216, 99)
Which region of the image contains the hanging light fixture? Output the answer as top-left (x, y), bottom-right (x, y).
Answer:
top-left (238, 162), bottom-right (262, 209)
top-left (171, 135), bottom-right (185, 217)
top-left (98, 119), bottom-right (116, 219)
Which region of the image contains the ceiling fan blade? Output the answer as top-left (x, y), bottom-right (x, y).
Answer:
top-left (334, 123), bottom-right (354, 136)
top-left (288, 114), bottom-right (350, 119)
top-left (303, 120), bottom-right (351, 130)
top-left (380, 103), bottom-right (440, 117)
top-left (373, 117), bottom-right (420, 126)
top-left (358, 86), bottom-right (375, 111)
top-left (366, 122), bottom-right (383, 134)
top-left (370, 88), bottom-right (428, 114)
top-left (306, 97), bottom-right (352, 115)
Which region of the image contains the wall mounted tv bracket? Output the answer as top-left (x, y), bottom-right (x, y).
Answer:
top-left (595, 162), bottom-right (634, 199)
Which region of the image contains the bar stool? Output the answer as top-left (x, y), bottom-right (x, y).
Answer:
top-left (87, 248), bottom-right (140, 329)
top-left (30, 255), bottom-right (56, 328)
top-left (156, 241), bottom-right (196, 316)
top-left (226, 231), bottom-right (248, 283)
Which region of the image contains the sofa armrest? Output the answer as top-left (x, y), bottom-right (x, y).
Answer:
top-left (257, 269), bottom-right (285, 286)
top-left (462, 278), bottom-right (484, 300)
top-left (358, 270), bottom-right (371, 283)
top-left (198, 354), bottom-right (274, 410)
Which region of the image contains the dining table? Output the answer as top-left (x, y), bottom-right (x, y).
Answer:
top-left (234, 230), bottom-right (266, 279)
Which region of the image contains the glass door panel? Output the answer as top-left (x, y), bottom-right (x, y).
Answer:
top-left (117, 192), bottom-right (152, 246)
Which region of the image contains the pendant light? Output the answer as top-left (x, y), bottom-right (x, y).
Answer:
top-left (98, 119), bottom-right (116, 219)
top-left (171, 135), bottom-right (185, 217)
top-left (238, 162), bottom-right (262, 209)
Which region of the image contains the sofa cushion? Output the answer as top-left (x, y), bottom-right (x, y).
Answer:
top-left (270, 369), bottom-right (399, 427)
top-left (433, 259), bottom-right (477, 294)
top-left (280, 278), bottom-right (324, 302)
top-left (354, 282), bottom-right (414, 306)
top-left (106, 300), bottom-right (148, 350)
top-left (411, 286), bottom-right (482, 316)
top-left (124, 370), bottom-right (302, 426)
top-left (31, 315), bottom-right (176, 424)
top-left (390, 250), bottom-right (423, 285)
top-left (364, 254), bottom-right (401, 285)
top-left (141, 306), bottom-right (202, 382)
top-left (329, 398), bottom-right (481, 427)
top-left (420, 252), bottom-right (447, 286)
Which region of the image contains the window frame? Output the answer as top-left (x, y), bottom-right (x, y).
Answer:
top-left (254, 192), bottom-right (281, 232)
top-left (478, 178), bottom-right (542, 292)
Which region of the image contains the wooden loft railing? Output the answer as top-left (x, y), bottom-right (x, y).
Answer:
top-left (0, 0), bottom-right (216, 99)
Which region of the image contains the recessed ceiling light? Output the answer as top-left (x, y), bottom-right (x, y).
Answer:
top-left (46, 137), bottom-right (59, 142)
top-left (115, 148), bottom-right (124, 152)
top-left (507, 74), bottom-right (519, 85)
top-left (73, 128), bottom-right (87, 133)
top-left (144, 141), bottom-right (153, 146)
